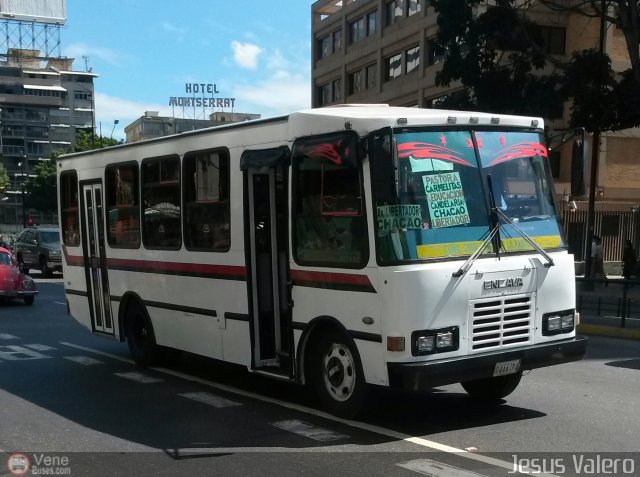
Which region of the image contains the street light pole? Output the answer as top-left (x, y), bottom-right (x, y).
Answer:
top-left (110, 119), bottom-right (119, 141)
top-left (584, 0), bottom-right (607, 278)
top-left (18, 157), bottom-right (26, 228)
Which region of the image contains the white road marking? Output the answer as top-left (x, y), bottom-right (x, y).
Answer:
top-left (0, 345), bottom-right (52, 361)
top-left (179, 392), bottom-right (242, 408)
top-left (24, 344), bottom-right (56, 351)
top-left (54, 301), bottom-right (66, 305)
top-left (114, 371), bottom-right (163, 384)
top-left (272, 419), bottom-right (348, 442)
top-left (0, 334), bottom-right (18, 340)
top-left (64, 355), bottom-right (103, 365)
top-left (398, 459), bottom-right (488, 477)
top-left (58, 341), bottom-right (555, 475)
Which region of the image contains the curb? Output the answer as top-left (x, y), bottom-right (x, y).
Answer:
top-left (577, 323), bottom-right (640, 340)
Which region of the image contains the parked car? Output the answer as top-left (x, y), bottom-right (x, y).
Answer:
top-left (0, 246), bottom-right (37, 305)
top-left (14, 226), bottom-right (62, 277)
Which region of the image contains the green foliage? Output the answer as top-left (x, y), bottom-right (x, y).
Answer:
top-left (24, 159), bottom-right (57, 214)
top-left (0, 162), bottom-right (8, 192)
top-left (431, 0), bottom-right (640, 132)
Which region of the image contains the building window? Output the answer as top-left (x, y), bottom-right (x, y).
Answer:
top-left (142, 156), bottom-right (181, 250)
top-left (333, 29), bottom-right (342, 53)
top-left (292, 131), bottom-right (368, 268)
top-left (366, 63), bottom-right (377, 89)
top-left (406, 45), bottom-right (420, 74)
top-left (367, 10), bottom-right (377, 35)
top-left (183, 149), bottom-right (230, 252)
top-left (385, 53), bottom-right (402, 80)
top-left (385, 0), bottom-right (403, 26)
top-left (106, 163), bottom-right (140, 248)
top-left (427, 38), bottom-right (444, 65)
top-left (407, 0), bottom-right (421, 16)
top-left (348, 70), bottom-right (363, 95)
top-left (536, 26), bottom-right (566, 55)
top-left (319, 83), bottom-right (332, 106)
top-left (318, 35), bottom-right (331, 59)
top-left (333, 78), bottom-right (342, 102)
top-left (74, 91), bottom-right (92, 101)
top-left (350, 16), bottom-right (366, 43)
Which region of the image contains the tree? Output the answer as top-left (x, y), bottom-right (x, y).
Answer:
top-left (24, 159), bottom-right (57, 214)
top-left (0, 162), bottom-right (8, 193)
top-left (430, 0), bottom-right (640, 132)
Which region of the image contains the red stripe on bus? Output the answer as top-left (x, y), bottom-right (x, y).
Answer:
top-left (62, 246), bottom-right (85, 266)
top-left (105, 258), bottom-right (246, 278)
top-left (290, 269), bottom-right (376, 292)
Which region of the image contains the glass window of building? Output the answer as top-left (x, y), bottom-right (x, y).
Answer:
top-left (537, 26), bottom-right (566, 55)
top-left (366, 63), bottom-right (377, 89)
top-left (407, 0), bottom-right (421, 16)
top-left (385, 53), bottom-right (402, 80)
top-left (348, 70), bottom-right (363, 95)
top-left (367, 10), bottom-right (377, 35)
top-left (318, 83), bottom-right (332, 106)
top-left (333, 29), bottom-right (342, 53)
top-left (318, 35), bottom-right (331, 59)
top-left (385, 0), bottom-right (403, 26)
top-left (332, 78), bottom-right (342, 102)
top-left (350, 16), bottom-right (366, 43)
top-left (406, 45), bottom-right (420, 74)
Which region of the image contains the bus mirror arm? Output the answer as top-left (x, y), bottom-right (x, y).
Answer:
top-left (452, 225), bottom-right (500, 278)
top-left (494, 208), bottom-right (554, 268)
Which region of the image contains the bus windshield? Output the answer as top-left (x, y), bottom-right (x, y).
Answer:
top-left (372, 129), bottom-right (565, 264)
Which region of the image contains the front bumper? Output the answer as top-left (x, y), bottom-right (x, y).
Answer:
top-left (387, 335), bottom-right (588, 392)
top-left (0, 290), bottom-right (38, 298)
top-left (47, 260), bottom-right (63, 272)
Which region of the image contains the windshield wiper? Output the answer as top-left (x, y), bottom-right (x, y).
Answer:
top-left (452, 224), bottom-right (500, 278)
top-left (495, 208), bottom-right (554, 268)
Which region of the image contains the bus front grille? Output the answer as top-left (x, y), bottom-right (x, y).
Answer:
top-left (471, 295), bottom-right (533, 351)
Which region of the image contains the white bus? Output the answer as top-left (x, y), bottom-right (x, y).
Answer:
top-left (58, 105), bottom-right (587, 417)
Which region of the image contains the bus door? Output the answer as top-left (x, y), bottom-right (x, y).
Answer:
top-left (241, 146), bottom-right (293, 375)
top-left (80, 181), bottom-right (114, 336)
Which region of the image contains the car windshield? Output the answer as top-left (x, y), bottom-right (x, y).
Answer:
top-left (371, 128), bottom-right (565, 264)
top-left (39, 231), bottom-right (60, 244)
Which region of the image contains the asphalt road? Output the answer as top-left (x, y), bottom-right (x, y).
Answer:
top-left (0, 275), bottom-right (639, 476)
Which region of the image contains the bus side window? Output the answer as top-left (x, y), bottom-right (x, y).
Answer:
top-left (142, 156), bottom-right (181, 250)
top-left (106, 163), bottom-right (141, 248)
top-left (61, 171), bottom-right (80, 246)
top-left (183, 149), bottom-right (231, 252)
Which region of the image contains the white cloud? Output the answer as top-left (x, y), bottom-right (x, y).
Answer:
top-left (231, 41), bottom-right (263, 69)
top-left (63, 43), bottom-right (125, 68)
top-left (232, 70), bottom-right (311, 117)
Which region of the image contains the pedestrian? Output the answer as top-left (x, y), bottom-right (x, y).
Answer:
top-left (591, 235), bottom-right (606, 281)
top-left (622, 239), bottom-right (636, 280)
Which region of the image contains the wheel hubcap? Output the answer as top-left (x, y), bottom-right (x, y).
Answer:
top-left (322, 343), bottom-right (356, 402)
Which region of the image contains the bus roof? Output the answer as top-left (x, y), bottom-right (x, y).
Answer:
top-left (58, 104), bottom-right (544, 161)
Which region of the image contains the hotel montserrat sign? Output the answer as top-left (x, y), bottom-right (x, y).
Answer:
top-left (169, 83), bottom-right (236, 109)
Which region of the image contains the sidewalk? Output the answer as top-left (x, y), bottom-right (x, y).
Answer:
top-left (576, 275), bottom-right (640, 340)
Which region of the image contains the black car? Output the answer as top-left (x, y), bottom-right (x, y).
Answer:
top-left (14, 226), bottom-right (62, 277)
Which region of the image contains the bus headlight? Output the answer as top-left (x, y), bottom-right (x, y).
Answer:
top-left (543, 310), bottom-right (575, 335)
top-left (412, 327), bottom-right (459, 356)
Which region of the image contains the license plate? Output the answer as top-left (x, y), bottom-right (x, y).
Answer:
top-left (493, 359), bottom-right (521, 377)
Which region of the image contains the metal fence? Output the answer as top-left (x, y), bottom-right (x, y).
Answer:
top-left (561, 208), bottom-right (640, 262)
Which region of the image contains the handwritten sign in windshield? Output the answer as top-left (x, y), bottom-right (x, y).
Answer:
top-left (377, 205), bottom-right (422, 236)
top-left (422, 172), bottom-right (471, 228)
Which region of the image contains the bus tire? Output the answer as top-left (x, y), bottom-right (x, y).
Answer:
top-left (461, 371), bottom-right (522, 401)
top-left (311, 329), bottom-right (368, 418)
top-left (125, 301), bottom-right (159, 367)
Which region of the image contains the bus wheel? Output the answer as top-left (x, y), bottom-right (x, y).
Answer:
top-left (125, 301), bottom-right (159, 367)
top-left (311, 330), bottom-right (367, 418)
top-left (461, 372), bottom-right (523, 401)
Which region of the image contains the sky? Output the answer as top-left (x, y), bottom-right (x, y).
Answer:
top-left (62, 0), bottom-right (316, 140)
